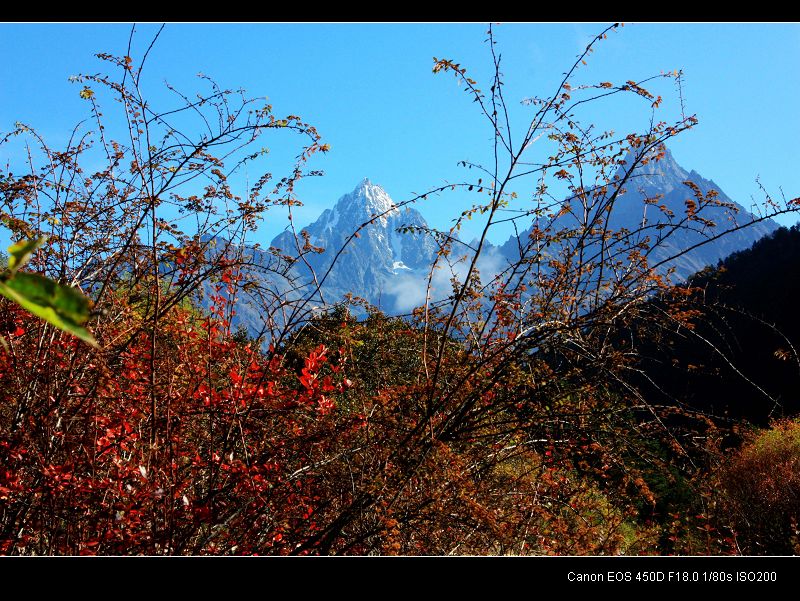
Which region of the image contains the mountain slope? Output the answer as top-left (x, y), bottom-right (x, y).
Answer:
top-left (630, 224), bottom-right (800, 422)
top-left (499, 147), bottom-right (779, 281)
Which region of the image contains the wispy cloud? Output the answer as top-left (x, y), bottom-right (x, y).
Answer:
top-left (384, 245), bottom-right (510, 313)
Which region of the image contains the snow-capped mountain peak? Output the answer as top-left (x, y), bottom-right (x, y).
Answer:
top-left (335, 178), bottom-right (399, 224)
top-left (267, 178), bottom-right (437, 311)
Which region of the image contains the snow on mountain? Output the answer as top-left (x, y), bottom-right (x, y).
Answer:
top-left (269, 178), bottom-right (438, 313)
top-left (214, 152), bottom-right (779, 339)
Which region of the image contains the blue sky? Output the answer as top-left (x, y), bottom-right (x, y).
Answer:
top-left (1, 22), bottom-right (799, 246)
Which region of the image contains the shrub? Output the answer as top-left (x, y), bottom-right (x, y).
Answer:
top-left (714, 419), bottom-right (800, 554)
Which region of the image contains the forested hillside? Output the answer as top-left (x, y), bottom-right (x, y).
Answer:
top-left (630, 225), bottom-right (800, 423)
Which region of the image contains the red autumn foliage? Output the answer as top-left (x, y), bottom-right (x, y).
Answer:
top-left (0, 292), bottom-right (649, 555)
top-left (0, 287), bottom-right (353, 554)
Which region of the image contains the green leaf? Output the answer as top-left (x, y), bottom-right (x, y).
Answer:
top-left (7, 236), bottom-right (47, 274)
top-left (0, 273), bottom-right (98, 348)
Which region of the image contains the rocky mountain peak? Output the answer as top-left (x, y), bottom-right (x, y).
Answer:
top-left (264, 178), bottom-right (438, 314)
top-left (334, 178), bottom-right (399, 224)
top-left (616, 145), bottom-right (689, 194)
top-left (501, 146), bottom-right (779, 280)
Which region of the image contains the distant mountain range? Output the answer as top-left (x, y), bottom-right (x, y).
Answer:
top-left (217, 148), bottom-right (780, 338)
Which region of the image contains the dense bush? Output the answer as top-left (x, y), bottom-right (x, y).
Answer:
top-left (713, 420), bottom-right (800, 554)
top-left (0, 292), bottom-right (670, 555)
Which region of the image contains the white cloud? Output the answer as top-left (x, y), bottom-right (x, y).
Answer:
top-left (384, 244), bottom-right (512, 313)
